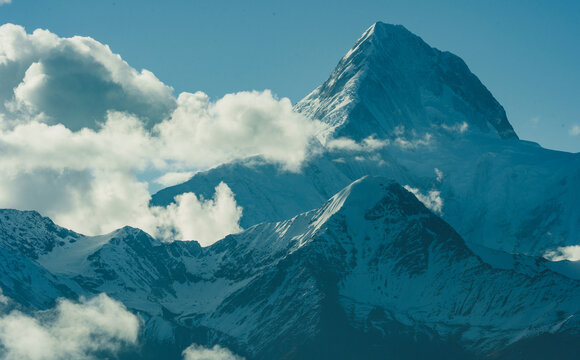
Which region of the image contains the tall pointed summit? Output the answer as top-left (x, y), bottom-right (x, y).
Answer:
top-left (295, 22), bottom-right (518, 141)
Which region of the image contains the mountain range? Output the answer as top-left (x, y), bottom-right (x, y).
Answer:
top-left (1, 22), bottom-right (580, 359)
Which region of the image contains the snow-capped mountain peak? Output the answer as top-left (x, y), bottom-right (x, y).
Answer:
top-left (295, 22), bottom-right (518, 142)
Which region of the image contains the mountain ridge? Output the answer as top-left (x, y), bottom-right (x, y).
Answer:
top-left (3, 177), bottom-right (580, 359)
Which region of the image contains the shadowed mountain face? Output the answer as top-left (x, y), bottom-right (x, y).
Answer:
top-left (295, 22), bottom-right (518, 141)
top-left (2, 177), bottom-right (580, 359)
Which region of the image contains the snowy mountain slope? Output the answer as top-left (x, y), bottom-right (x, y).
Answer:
top-left (339, 134), bottom-right (580, 256)
top-left (150, 155), bottom-right (351, 228)
top-left (294, 23), bottom-right (578, 256)
top-left (0, 246), bottom-right (80, 309)
top-left (0, 209), bottom-right (80, 259)
top-left (3, 177), bottom-right (580, 359)
top-left (0, 210), bottom-right (85, 308)
top-left (190, 176), bottom-right (580, 358)
top-left (294, 22), bottom-right (518, 141)
top-left (151, 133), bottom-right (580, 258)
top-left (151, 22), bottom-right (580, 258)
top-left (0, 211), bottom-right (84, 308)
top-left (467, 242), bottom-right (580, 280)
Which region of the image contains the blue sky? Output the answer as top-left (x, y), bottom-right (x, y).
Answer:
top-left (1, 0), bottom-right (578, 152)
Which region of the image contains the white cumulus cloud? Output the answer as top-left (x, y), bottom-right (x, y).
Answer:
top-left (0, 293), bottom-right (140, 360)
top-left (0, 25), bottom-right (327, 245)
top-left (156, 90), bottom-right (326, 172)
top-left (544, 245), bottom-right (580, 262)
top-left (0, 24), bottom-right (175, 131)
top-left (147, 183), bottom-right (243, 246)
top-left (569, 124), bottom-right (580, 136)
top-left (0, 98), bottom-right (315, 243)
top-left (182, 344), bottom-right (244, 360)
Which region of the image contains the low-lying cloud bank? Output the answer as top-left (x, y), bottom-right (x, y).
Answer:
top-left (0, 293), bottom-right (140, 360)
top-left (0, 24), bottom-right (327, 244)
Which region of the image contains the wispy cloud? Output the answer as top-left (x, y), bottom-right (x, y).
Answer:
top-left (569, 124), bottom-right (580, 136)
top-left (441, 121), bottom-right (469, 134)
top-left (327, 135), bottom-right (389, 152)
top-left (434, 168), bottom-right (443, 183)
top-left (395, 133), bottom-right (432, 150)
top-left (154, 171), bottom-right (195, 187)
top-left (0, 0), bottom-right (11, 6)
